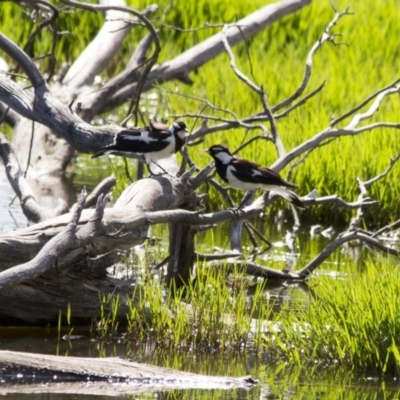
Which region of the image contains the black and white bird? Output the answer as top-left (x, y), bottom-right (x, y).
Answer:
top-left (92, 121), bottom-right (188, 165)
top-left (205, 144), bottom-right (307, 209)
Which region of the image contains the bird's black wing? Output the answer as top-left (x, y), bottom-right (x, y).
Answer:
top-left (117, 127), bottom-right (172, 153)
top-left (231, 157), bottom-right (298, 189)
top-left (91, 128), bottom-right (142, 158)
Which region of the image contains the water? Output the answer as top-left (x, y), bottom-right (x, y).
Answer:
top-left (1, 156), bottom-right (399, 399)
top-left (0, 165), bottom-right (30, 233)
top-left (1, 329), bottom-right (400, 399)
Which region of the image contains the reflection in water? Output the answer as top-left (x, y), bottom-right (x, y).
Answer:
top-left (1, 157), bottom-right (399, 399)
top-left (1, 328), bottom-right (399, 399)
top-left (0, 165), bottom-right (29, 232)
top-left (0, 167), bottom-right (77, 233)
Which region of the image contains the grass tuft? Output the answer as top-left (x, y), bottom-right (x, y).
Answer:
top-left (124, 264), bottom-right (271, 352)
top-left (267, 257), bottom-right (400, 375)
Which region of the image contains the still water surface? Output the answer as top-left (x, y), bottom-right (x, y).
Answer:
top-left (1, 158), bottom-right (400, 399)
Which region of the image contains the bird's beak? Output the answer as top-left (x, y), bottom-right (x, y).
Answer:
top-left (202, 149), bottom-right (210, 154)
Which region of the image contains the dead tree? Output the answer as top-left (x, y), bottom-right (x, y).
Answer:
top-left (0, 0), bottom-right (400, 325)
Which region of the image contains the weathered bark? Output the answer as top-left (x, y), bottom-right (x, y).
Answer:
top-left (166, 192), bottom-right (198, 288)
top-left (84, 0), bottom-right (312, 116)
top-left (0, 0), bottom-right (312, 184)
top-left (0, 350), bottom-right (257, 393)
top-left (0, 131), bottom-right (69, 222)
top-left (0, 172), bottom-right (198, 323)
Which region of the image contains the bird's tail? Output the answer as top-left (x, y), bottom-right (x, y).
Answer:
top-left (91, 148), bottom-right (114, 159)
top-left (91, 150), bottom-right (105, 159)
top-left (272, 187), bottom-right (308, 209)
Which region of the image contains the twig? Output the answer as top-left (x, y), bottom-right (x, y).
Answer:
top-left (298, 231), bottom-right (400, 278)
top-left (272, 7), bottom-right (352, 112)
top-left (274, 81), bottom-right (326, 120)
top-left (310, 194), bottom-right (378, 209)
top-left (331, 77), bottom-right (400, 127)
top-left (84, 177), bottom-right (116, 209)
top-left (363, 151), bottom-right (400, 187)
top-left (0, 188), bottom-right (88, 289)
top-left (346, 87), bottom-right (400, 129)
top-left (271, 121), bottom-right (400, 172)
top-left (19, 0), bottom-right (59, 82)
top-left (373, 219), bottom-right (400, 238)
top-left (24, 121), bottom-right (35, 177)
top-left (349, 151), bottom-right (400, 231)
top-left (221, 24), bottom-right (285, 158)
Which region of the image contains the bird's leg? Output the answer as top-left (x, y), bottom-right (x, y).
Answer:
top-left (146, 160), bottom-right (171, 177)
top-left (237, 191), bottom-right (255, 209)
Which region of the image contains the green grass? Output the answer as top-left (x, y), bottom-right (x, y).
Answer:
top-left (124, 263), bottom-right (271, 351)
top-left (1, 0), bottom-right (399, 224)
top-left (269, 256), bottom-right (400, 376)
top-left (136, 0), bottom-right (400, 225)
top-left (113, 256), bottom-right (400, 376)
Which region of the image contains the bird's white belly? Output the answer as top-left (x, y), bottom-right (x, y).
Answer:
top-left (226, 167), bottom-right (259, 191)
top-left (145, 140), bottom-right (174, 161)
top-left (225, 167), bottom-right (284, 192)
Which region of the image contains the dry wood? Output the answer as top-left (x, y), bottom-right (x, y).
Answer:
top-left (85, 0), bottom-right (312, 117)
top-left (0, 172), bottom-right (199, 323)
top-left (0, 350), bottom-right (257, 393)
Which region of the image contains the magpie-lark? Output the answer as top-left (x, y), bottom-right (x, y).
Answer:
top-left (206, 144), bottom-right (307, 209)
top-left (92, 121), bottom-right (188, 165)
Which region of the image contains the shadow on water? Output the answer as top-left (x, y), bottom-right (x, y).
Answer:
top-left (1, 156), bottom-right (400, 398)
top-left (2, 327), bottom-right (400, 399)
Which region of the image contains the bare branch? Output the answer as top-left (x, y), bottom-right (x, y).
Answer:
top-left (82, 177), bottom-right (116, 209)
top-left (373, 219), bottom-right (400, 238)
top-left (272, 7), bottom-right (351, 112)
top-left (219, 259), bottom-right (300, 279)
top-left (0, 71), bottom-right (126, 153)
top-left (0, 33), bottom-right (46, 90)
top-left (0, 132), bottom-right (68, 222)
top-left (221, 24), bottom-right (284, 158)
top-left (97, 0), bottom-right (312, 115)
top-left (330, 77), bottom-right (400, 127)
top-left (271, 120), bottom-right (400, 172)
top-left (364, 152), bottom-right (400, 187)
top-left (298, 231), bottom-right (400, 278)
top-left (0, 189), bottom-right (87, 289)
top-left (310, 194), bottom-right (378, 209)
top-left (345, 87), bottom-right (400, 129)
top-left (60, 0), bottom-right (159, 85)
top-left (274, 81), bottom-right (325, 120)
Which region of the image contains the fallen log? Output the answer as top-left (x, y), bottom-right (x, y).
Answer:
top-left (0, 168), bottom-right (208, 324)
top-left (0, 350), bottom-right (257, 394)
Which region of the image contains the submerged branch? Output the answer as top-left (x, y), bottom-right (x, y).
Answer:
top-left (298, 231), bottom-right (400, 278)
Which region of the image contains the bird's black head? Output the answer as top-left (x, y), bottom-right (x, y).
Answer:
top-left (205, 144), bottom-right (233, 164)
top-left (170, 120), bottom-right (188, 139)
